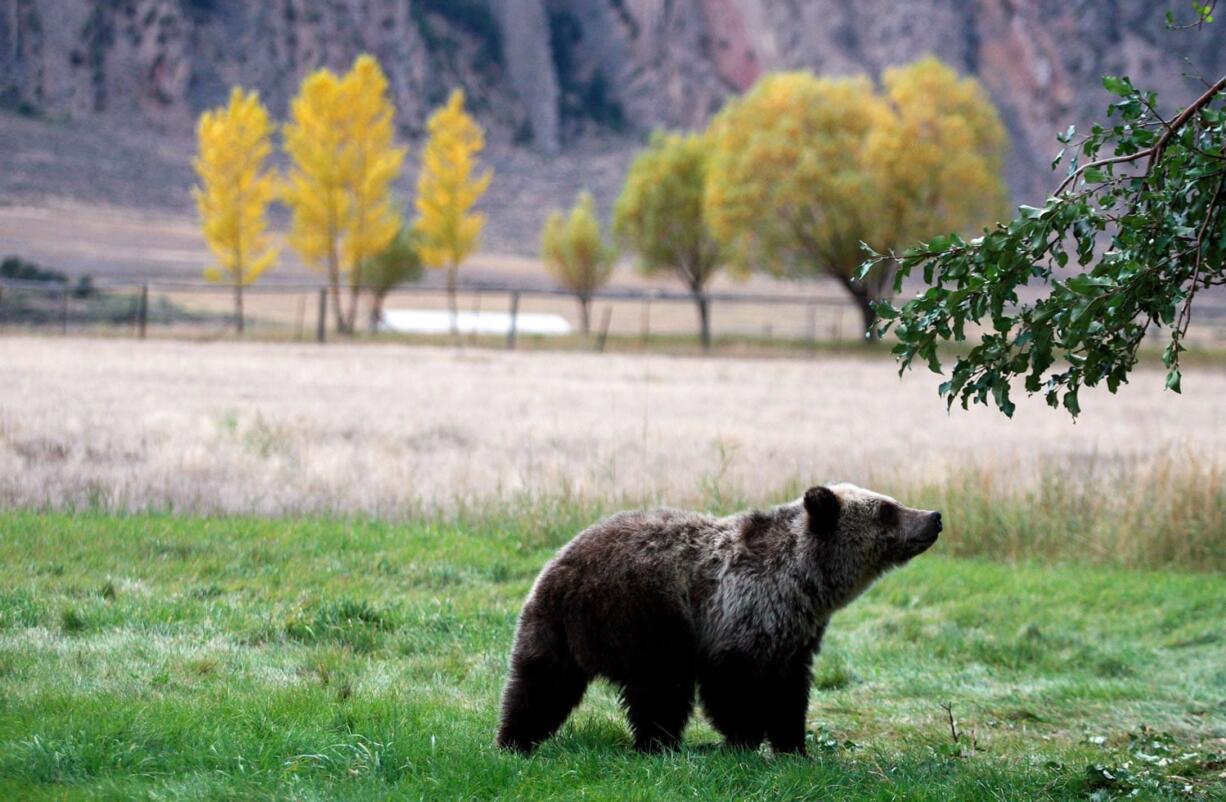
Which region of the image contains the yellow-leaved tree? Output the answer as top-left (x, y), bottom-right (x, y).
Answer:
top-left (705, 59), bottom-right (1008, 336)
top-left (540, 191), bottom-right (616, 333)
top-left (284, 68), bottom-right (348, 330)
top-left (414, 89), bottom-right (493, 334)
top-left (614, 131), bottom-right (730, 349)
top-left (867, 56), bottom-right (1010, 253)
top-left (284, 55), bottom-right (405, 334)
top-left (192, 86), bottom-right (280, 335)
top-left (337, 56), bottom-right (406, 330)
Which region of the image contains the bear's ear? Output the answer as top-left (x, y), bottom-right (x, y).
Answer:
top-left (803, 486), bottom-right (840, 539)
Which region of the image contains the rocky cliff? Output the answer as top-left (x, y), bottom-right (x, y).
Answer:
top-left (3, 0), bottom-right (1224, 201)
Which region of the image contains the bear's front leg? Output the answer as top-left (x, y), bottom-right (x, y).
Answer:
top-left (621, 675), bottom-right (695, 752)
top-left (764, 660), bottom-right (813, 755)
top-left (698, 657), bottom-right (768, 750)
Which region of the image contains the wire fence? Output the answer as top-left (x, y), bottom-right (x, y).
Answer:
top-left (2, 276), bottom-right (1225, 351)
top-left (0, 277), bottom-right (870, 349)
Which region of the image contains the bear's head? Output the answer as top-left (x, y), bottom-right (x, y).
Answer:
top-left (802, 482), bottom-right (942, 602)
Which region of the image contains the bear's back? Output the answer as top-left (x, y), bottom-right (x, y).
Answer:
top-left (556, 508), bottom-right (726, 577)
top-left (531, 509), bottom-right (729, 618)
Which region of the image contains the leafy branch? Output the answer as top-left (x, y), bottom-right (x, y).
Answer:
top-left (860, 68), bottom-right (1226, 417)
top-left (1164, 0), bottom-right (1217, 30)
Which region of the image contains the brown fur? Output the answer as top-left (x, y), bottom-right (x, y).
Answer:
top-left (496, 483), bottom-right (941, 754)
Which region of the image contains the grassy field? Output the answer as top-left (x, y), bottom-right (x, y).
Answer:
top-left (0, 510), bottom-right (1222, 800)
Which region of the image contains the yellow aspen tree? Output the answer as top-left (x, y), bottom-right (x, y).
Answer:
top-left (540, 191), bottom-right (616, 334)
top-left (413, 89), bottom-right (493, 334)
top-left (192, 86), bottom-right (280, 335)
top-left (284, 55), bottom-right (405, 334)
top-left (337, 55), bottom-right (406, 332)
top-left (284, 67), bottom-right (350, 332)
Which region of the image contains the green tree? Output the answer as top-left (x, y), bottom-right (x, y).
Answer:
top-left (541, 192), bottom-right (617, 334)
top-left (704, 61), bottom-right (1008, 337)
top-left (361, 226), bottom-right (423, 332)
top-left (614, 132), bottom-right (729, 349)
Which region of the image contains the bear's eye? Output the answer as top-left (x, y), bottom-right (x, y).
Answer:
top-left (877, 502), bottom-right (899, 526)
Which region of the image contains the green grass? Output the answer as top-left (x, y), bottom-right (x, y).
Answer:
top-left (0, 511), bottom-right (1222, 800)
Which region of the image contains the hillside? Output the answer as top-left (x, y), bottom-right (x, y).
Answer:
top-left (2, 0), bottom-right (1225, 254)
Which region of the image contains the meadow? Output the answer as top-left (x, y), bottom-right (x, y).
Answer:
top-left (1, 335), bottom-right (1224, 799)
top-left (0, 511), bottom-right (1223, 800)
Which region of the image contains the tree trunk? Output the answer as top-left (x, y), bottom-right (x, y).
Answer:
top-left (693, 291), bottom-right (710, 351)
top-left (345, 274), bottom-right (362, 336)
top-left (327, 244), bottom-right (347, 335)
top-left (834, 273), bottom-right (878, 341)
top-left (446, 264), bottom-right (459, 338)
top-left (853, 291), bottom-right (878, 340)
top-left (578, 296), bottom-right (591, 334)
top-left (369, 292), bottom-right (385, 333)
top-left (234, 281), bottom-right (244, 336)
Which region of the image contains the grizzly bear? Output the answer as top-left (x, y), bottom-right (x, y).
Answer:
top-left (495, 483), bottom-right (942, 755)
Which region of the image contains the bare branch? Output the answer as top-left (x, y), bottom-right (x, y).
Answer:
top-left (941, 702), bottom-right (960, 743)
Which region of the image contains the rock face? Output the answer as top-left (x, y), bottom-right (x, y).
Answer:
top-left (491, 0), bottom-right (559, 151)
top-left (0, 0), bottom-right (525, 137)
top-left (2, 0), bottom-right (1224, 200)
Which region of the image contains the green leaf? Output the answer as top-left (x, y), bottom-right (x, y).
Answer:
top-left (873, 302), bottom-right (899, 320)
top-left (1161, 342), bottom-right (1180, 369)
top-left (1102, 76), bottom-right (1132, 97)
top-left (1165, 368), bottom-right (1182, 394)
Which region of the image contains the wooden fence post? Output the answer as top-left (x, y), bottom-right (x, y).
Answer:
top-left (316, 288), bottom-right (327, 343)
top-left (295, 294), bottom-right (306, 341)
top-left (640, 299), bottom-right (651, 349)
top-left (471, 291), bottom-right (482, 346)
top-left (137, 283), bottom-right (148, 339)
top-left (806, 302), bottom-right (817, 353)
top-left (594, 306), bottom-right (613, 353)
top-left (506, 290), bottom-right (520, 350)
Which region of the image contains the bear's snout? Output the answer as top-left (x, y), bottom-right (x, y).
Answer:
top-left (916, 511), bottom-right (942, 547)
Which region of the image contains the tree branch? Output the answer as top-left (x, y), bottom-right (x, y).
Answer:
top-left (1055, 73), bottom-right (1226, 195)
top-left (1172, 170), bottom-right (1226, 368)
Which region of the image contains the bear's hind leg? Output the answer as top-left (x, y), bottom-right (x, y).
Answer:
top-left (621, 675), bottom-right (695, 752)
top-left (496, 652), bottom-right (588, 754)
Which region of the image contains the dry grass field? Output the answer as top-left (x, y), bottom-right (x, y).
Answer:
top-left (2, 335), bottom-right (1222, 518)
